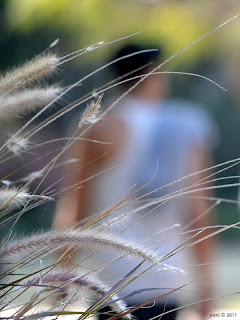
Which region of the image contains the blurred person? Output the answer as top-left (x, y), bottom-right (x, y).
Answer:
top-left (54, 44), bottom-right (218, 320)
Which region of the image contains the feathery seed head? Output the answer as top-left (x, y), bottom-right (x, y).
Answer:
top-left (26, 272), bottom-right (132, 319)
top-left (79, 93), bottom-right (104, 127)
top-left (0, 86), bottom-right (62, 120)
top-left (0, 186), bottom-right (52, 211)
top-left (0, 54), bottom-right (59, 95)
top-left (0, 186), bottom-right (30, 210)
top-left (6, 134), bottom-right (31, 156)
top-left (0, 228), bottom-right (159, 264)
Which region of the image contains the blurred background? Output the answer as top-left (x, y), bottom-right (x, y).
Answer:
top-left (0, 0), bottom-right (240, 314)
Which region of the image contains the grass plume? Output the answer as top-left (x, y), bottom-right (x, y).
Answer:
top-left (0, 87), bottom-right (62, 120)
top-left (6, 134), bottom-right (31, 156)
top-left (0, 186), bottom-right (31, 210)
top-left (26, 272), bottom-right (132, 319)
top-left (0, 186), bottom-right (52, 211)
top-left (0, 229), bottom-right (159, 263)
top-left (0, 53), bottom-right (59, 96)
top-left (78, 93), bottom-right (104, 128)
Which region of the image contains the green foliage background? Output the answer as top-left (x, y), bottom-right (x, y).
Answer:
top-left (3, 0), bottom-right (228, 67)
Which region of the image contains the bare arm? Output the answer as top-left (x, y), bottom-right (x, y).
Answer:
top-left (53, 117), bottom-right (126, 230)
top-left (53, 118), bottom-right (125, 266)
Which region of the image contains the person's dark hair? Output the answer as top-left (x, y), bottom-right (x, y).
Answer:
top-left (111, 43), bottom-right (161, 88)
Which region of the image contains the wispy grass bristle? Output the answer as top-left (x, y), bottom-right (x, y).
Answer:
top-left (0, 229), bottom-right (158, 263)
top-left (79, 93), bottom-right (104, 128)
top-left (1, 158), bottom-right (79, 186)
top-left (0, 186), bottom-right (52, 211)
top-left (0, 87), bottom-right (62, 120)
top-left (6, 134), bottom-right (31, 156)
top-left (26, 272), bottom-right (132, 319)
top-left (0, 53), bottom-right (59, 95)
top-left (0, 186), bottom-right (31, 210)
